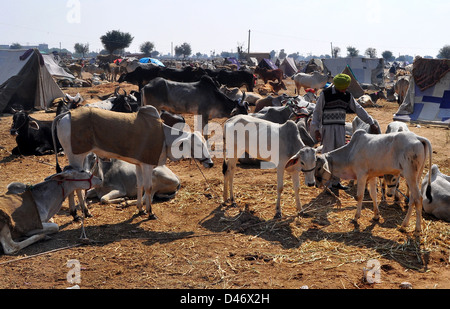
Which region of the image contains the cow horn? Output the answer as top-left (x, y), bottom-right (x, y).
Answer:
top-left (114, 87), bottom-right (120, 97)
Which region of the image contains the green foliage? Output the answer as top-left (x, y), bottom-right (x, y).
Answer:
top-left (100, 30), bottom-right (134, 55)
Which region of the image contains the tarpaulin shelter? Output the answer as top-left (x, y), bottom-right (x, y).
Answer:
top-left (258, 58), bottom-right (277, 70)
top-left (42, 53), bottom-right (75, 80)
top-left (341, 65), bottom-right (365, 98)
top-left (394, 58), bottom-right (450, 126)
top-left (139, 57), bottom-right (165, 67)
top-left (0, 49), bottom-right (64, 113)
top-left (322, 57), bottom-right (385, 87)
top-left (279, 57), bottom-right (298, 77)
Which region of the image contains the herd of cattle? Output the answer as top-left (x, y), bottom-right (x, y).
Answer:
top-left (1, 61), bottom-right (449, 255)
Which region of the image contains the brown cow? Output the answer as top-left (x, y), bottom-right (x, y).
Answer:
top-left (254, 67), bottom-right (284, 84)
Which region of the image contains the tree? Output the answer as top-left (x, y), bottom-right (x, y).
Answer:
top-left (10, 43), bottom-right (22, 50)
top-left (365, 47), bottom-right (377, 58)
top-left (174, 42), bottom-right (192, 58)
top-left (347, 46), bottom-right (359, 57)
top-left (332, 47), bottom-right (341, 58)
top-left (100, 30), bottom-right (134, 57)
top-left (74, 43), bottom-right (89, 58)
top-left (279, 49), bottom-right (287, 60)
top-left (437, 45), bottom-right (450, 59)
top-left (382, 50), bottom-right (394, 62)
top-left (140, 41), bottom-right (154, 57)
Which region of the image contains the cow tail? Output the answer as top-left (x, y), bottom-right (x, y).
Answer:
top-left (222, 160), bottom-right (228, 175)
top-left (418, 136), bottom-right (433, 203)
top-left (52, 112), bottom-right (69, 174)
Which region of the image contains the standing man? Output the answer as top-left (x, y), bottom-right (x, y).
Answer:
top-left (311, 73), bottom-right (379, 194)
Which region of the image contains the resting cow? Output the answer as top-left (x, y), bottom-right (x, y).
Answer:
top-left (0, 168), bottom-right (101, 254)
top-left (53, 105), bottom-right (213, 220)
top-left (223, 115), bottom-right (316, 218)
top-left (86, 157), bottom-right (180, 204)
top-left (314, 130), bottom-right (432, 235)
top-left (421, 165), bottom-right (450, 222)
top-left (10, 110), bottom-right (62, 156)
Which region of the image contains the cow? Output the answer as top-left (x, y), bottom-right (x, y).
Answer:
top-left (351, 116), bottom-right (382, 135)
top-left (158, 66), bottom-right (206, 82)
top-left (56, 93), bottom-right (83, 115)
top-left (0, 168), bottom-right (101, 254)
top-left (382, 121), bottom-right (411, 202)
top-left (421, 165), bottom-right (450, 222)
top-left (100, 62), bottom-right (123, 82)
top-left (84, 88), bottom-right (140, 113)
top-left (141, 75), bottom-right (249, 135)
top-left (394, 77), bottom-right (410, 104)
top-left (254, 67), bottom-right (284, 84)
top-left (292, 72), bottom-right (333, 93)
top-left (314, 130), bottom-right (433, 235)
top-left (160, 110), bottom-right (185, 128)
top-left (254, 94), bottom-right (291, 113)
top-left (10, 110), bottom-right (62, 156)
top-left (118, 66), bottom-right (162, 90)
top-left (269, 81), bottom-right (287, 94)
top-left (214, 69), bottom-right (255, 92)
top-left (223, 115), bottom-right (317, 218)
top-left (219, 86), bottom-right (263, 105)
top-left (85, 157), bottom-right (180, 205)
top-left (357, 91), bottom-right (387, 107)
top-left (53, 105), bottom-right (214, 220)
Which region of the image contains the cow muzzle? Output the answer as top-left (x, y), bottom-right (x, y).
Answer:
top-left (10, 129), bottom-right (18, 136)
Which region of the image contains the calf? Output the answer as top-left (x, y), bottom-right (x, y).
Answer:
top-left (314, 130), bottom-right (432, 235)
top-left (421, 165), bottom-right (450, 222)
top-left (10, 110), bottom-right (62, 156)
top-left (254, 67), bottom-right (284, 84)
top-left (223, 115), bottom-right (316, 218)
top-left (0, 168), bottom-right (101, 254)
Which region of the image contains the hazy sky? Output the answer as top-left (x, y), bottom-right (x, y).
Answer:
top-left (2, 0), bottom-right (448, 58)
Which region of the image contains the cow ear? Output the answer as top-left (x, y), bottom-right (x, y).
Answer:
top-left (28, 120), bottom-right (40, 131)
top-left (285, 153), bottom-right (300, 169)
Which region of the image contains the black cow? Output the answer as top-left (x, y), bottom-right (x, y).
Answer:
top-left (118, 66), bottom-right (161, 90)
top-left (214, 69), bottom-right (255, 92)
top-left (141, 75), bottom-right (249, 134)
top-left (158, 66), bottom-right (206, 83)
top-left (10, 110), bottom-right (62, 156)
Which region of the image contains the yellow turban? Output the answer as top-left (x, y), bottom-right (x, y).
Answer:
top-left (333, 74), bottom-right (351, 91)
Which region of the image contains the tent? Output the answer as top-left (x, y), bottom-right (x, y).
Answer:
top-left (258, 58), bottom-right (277, 70)
top-left (341, 65), bottom-right (365, 98)
top-left (42, 53), bottom-right (75, 80)
top-left (0, 49), bottom-right (64, 113)
top-left (139, 57), bottom-right (165, 67)
top-left (224, 57), bottom-right (240, 70)
top-left (302, 58), bottom-right (324, 73)
top-left (322, 57), bottom-right (385, 87)
top-left (279, 57), bottom-right (298, 77)
top-left (394, 58), bottom-right (450, 125)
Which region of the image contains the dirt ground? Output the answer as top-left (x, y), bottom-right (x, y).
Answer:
top-left (0, 76), bottom-right (449, 290)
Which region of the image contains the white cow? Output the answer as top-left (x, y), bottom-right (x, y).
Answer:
top-left (314, 130), bottom-right (432, 235)
top-left (53, 105), bottom-right (213, 220)
top-left (292, 72), bottom-right (333, 93)
top-left (223, 115), bottom-right (317, 218)
top-left (421, 165), bottom-right (450, 222)
top-left (382, 121), bottom-right (411, 201)
top-left (0, 169), bottom-right (101, 254)
top-left (86, 157), bottom-right (180, 204)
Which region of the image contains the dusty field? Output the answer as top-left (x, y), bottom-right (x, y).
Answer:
top-left (0, 77), bottom-right (449, 291)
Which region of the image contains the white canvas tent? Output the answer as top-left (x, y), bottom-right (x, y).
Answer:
top-left (322, 57), bottom-right (385, 87)
top-left (42, 53), bottom-right (75, 80)
top-left (0, 49), bottom-right (65, 113)
top-left (279, 57), bottom-right (298, 77)
top-left (394, 58), bottom-right (450, 126)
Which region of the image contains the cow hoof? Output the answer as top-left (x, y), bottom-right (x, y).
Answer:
top-left (274, 213), bottom-right (282, 219)
top-left (148, 214), bottom-right (158, 220)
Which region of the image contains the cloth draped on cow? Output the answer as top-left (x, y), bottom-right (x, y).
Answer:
top-left (0, 190), bottom-right (43, 239)
top-left (70, 107), bottom-right (164, 165)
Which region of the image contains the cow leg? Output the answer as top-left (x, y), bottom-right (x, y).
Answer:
top-left (223, 159), bottom-right (237, 205)
top-left (291, 172), bottom-right (302, 214)
top-left (0, 225), bottom-right (46, 255)
top-left (275, 169), bottom-right (285, 219)
top-left (135, 165), bottom-right (145, 215)
top-left (76, 189), bottom-right (91, 218)
top-left (142, 165), bottom-right (156, 220)
top-left (367, 178), bottom-right (380, 221)
top-left (100, 189), bottom-right (127, 204)
top-left (401, 182), bottom-right (422, 235)
top-left (354, 175), bottom-right (368, 222)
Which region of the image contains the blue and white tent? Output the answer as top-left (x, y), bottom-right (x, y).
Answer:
top-left (394, 58), bottom-right (450, 125)
top-left (139, 57), bottom-right (165, 67)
